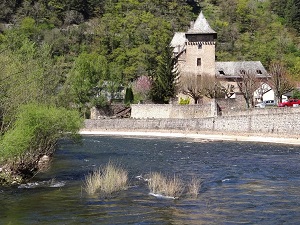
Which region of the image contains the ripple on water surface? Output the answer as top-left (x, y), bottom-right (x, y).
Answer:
top-left (1, 136), bottom-right (300, 224)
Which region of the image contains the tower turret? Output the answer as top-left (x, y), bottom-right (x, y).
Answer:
top-left (185, 11), bottom-right (216, 77)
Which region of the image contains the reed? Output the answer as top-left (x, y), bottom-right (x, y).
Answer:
top-left (148, 172), bottom-right (184, 198)
top-left (84, 162), bottom-right (128, 196)
top-left (187, 177), bottom-right (201, 198)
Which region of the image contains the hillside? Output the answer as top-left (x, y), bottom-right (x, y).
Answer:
top-left (0, 0), bottom-right (299, 128)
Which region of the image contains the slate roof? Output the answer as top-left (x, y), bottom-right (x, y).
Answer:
top-left (216, 61), bottom-right (269, 78)
top-left (170, 32), bottom-right (186, 51)
top-left (187, 11), bottom-right (216, 34)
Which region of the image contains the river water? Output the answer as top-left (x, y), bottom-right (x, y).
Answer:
top-left (1, 135), bottom-right (300, 224)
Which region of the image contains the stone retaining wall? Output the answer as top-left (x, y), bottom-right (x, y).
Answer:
top-left (130, 102), bottom-right (218, 119)
top-left (83, 107), bottom-right (300, 137)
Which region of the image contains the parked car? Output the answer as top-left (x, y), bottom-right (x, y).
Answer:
top-left (255, 100), bottom-right (276, 108)
top-left (278, 99), bottom-right (300, 107)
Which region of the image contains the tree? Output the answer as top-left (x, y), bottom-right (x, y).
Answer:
top-left (0, 32), bottom-right (62, 135)
top-left (235, 69), bottom-right (263, 108)
top-left (179, 75), bottom-right (204, 104)
top-left (132, 75), bottom-right (152, 102)
top-left (202, 74), bottom-right (227, 99)
top-left (269, 61), bottom-right (295, 103)
top-left (124, 87), bottom-right (134, 104)
top-left (67, 52), bottom-right (108, 117)
top-left (151, 45), bottom-right (178, 103)
top-left (0, 103), bottom-right (82, 184)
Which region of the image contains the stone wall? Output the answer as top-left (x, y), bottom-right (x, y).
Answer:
top-left (131, 102), bottom-right (218, 119)
top-left (83, 107), bottom-right (300, 137)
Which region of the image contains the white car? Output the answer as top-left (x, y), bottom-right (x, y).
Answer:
top-left (255, 100), bottom-right (276, 108)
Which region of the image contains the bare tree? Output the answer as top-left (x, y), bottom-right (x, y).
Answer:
top-left (179, 75), bottom-right (204, 104)
top-left (255, 83), bottom-right (272, 102)
top-left (235, 69), bottom-right (262, 108)
top-left (202, 74), bottom-right (227, 99)
top-left (179, 74), bottom-right (233, 103)
top-left (269, 61), bottom-right (294, 103)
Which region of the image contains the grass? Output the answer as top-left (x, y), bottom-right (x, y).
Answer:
top-left (84, 162), bottom-right (128, 197)
top-left (148, 172), bottom-right (184, 198)
top-left (187, 177), bottom-right (201, 198)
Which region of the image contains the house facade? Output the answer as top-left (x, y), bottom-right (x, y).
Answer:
top-left (171, 11), bottom-right (270, 109)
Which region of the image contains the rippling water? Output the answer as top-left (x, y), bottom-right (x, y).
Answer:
top-left (1, 135), bottom-right (300, 224)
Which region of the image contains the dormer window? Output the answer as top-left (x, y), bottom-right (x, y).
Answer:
top-left (256, 70), bottom-right (262, 74)
top-left (219, 70), bottom-right (225, 75)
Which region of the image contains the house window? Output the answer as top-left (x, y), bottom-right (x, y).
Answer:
top-left (197, 58), bottom-right (201, 66)
top-left (219, 70), bottom-right (225, 75)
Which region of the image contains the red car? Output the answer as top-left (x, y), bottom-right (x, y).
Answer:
top-left (278, 99), bottom-right (300, 107)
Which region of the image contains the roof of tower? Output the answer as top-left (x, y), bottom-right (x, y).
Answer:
top-left (187, 11), bottom-right (216, 34)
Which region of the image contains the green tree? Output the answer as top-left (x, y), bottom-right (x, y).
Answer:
top-left (67, 52), bottom-right (108, 117)
top-left (151, 45), bottom-right (178, 103)
top-left (0, 31), bottom-right (62, 134)
top-left (0, 103), bottom-right (82, 184)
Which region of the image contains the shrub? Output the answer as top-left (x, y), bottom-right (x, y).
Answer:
top-left (179, 97), bottom-right (190, 105)
top-left (187, 177), bottom-right (201, 198)
top-left (84, 162), bottom-right (128, 197)
top-left (148, 172), bottom-right (184, 199)
top-left (124, 87), bottom-right (134, 105)
top-left (0, 103), bottom-right (83, 182)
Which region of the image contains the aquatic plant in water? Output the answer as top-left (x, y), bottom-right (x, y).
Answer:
top-left (187, 177), bottom-right (201, 198)
top-left (148, 172), bottom-right (184, 199)
top-left (84, 162), bottom-right (128, 197)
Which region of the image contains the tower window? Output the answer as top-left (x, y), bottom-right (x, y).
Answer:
top-left (197, 58), bottom-right (201, 66)
top-left (198, 43), bottom-right (202, 49)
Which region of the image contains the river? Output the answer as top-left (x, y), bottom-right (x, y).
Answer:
top-left (1, 135), bottom-right (300, 224)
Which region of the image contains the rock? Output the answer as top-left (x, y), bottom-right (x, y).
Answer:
top-left (38, 155), bottom-right (51, 171)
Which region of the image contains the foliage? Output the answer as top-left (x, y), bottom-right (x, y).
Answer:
top-left (66, 52), bottom-right (108, 116)
top-left (179, 98), bottom-right (190, 105)
top-left (0, 103), bottom-right (82, 180)
top-left (124, 87), bottom-right (134, 105)
top-left (151, 45), bottom-right (178, 103)
top-left (0, 31), bottom-right (63, 134)
top-left (292, 89), bottom-right (300, 99)
top-left (132, 76), bottom-right (152, 101)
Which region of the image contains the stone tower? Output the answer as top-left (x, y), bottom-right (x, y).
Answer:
top-left (184, 11), bottom-right (217, 77)
top-left (171, 12), bottom-right (217, 78)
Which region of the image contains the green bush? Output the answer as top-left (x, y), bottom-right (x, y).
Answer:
top-left (124, 87), bottom-right (134, 105)
top-left (0, 103), bottom-right (83, 165)
top-left (179, 97), bottom-right (190, 105)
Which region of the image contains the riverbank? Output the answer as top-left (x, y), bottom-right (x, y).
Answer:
top-left (79, 129), bottom-right (300, 145)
